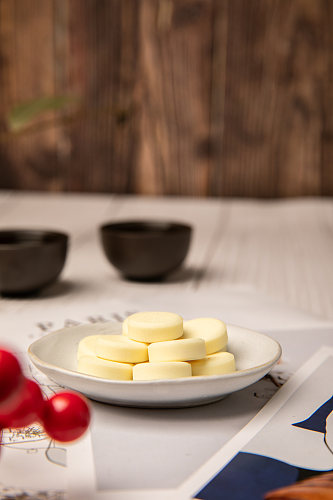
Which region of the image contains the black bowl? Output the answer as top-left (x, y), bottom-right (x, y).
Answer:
top-left (0, 230), bottom-right (69, 296)
top-left (100, 221), bottom-right (192, 281)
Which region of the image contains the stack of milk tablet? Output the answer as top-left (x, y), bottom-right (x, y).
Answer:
top-left (77, 312), bottom-right (236, 381)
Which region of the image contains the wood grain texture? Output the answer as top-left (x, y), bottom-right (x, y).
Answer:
top-left (136, 0), bottom-right (214, 196)
top-left (65, 0), bottom-right (139, 193)
top-left (0, 0), bottom-right (333, 196)
top-left (210, 0), bottom-right (332, 197)
top-left (0, 0), bottom-right (59, 190)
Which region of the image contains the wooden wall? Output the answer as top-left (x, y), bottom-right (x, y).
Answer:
top-left (0, 0), bottom-right (333, 197)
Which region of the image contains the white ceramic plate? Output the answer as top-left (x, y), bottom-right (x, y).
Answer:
top-left (28, 322), bottom-right (281, 408)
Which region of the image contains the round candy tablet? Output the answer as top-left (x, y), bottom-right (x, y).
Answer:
top-left (191, 351), bottom-right (235, 376)
top-left (77, 335), bottom-right (100, 360)
top-left (133, 361), bottom-right (192, 380)
top-left (182, 318), bottom-right (228, 354)
top-left (77, 355), bottom-right (133, 380)
top-left (148, 338), bottom-right (206, 362)
top-left (96, 335), bottom-right (148, 363)
top-left (126, 312), bottom-right (183, 343)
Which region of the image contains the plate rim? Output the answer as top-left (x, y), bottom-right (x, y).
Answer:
top-left (28, 322), bottom-right (282, 387)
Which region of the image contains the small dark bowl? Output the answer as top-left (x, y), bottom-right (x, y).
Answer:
top-left (0, 230), bottom-right (69, 296)
top-left (100, 221), bottom-right (192, 281)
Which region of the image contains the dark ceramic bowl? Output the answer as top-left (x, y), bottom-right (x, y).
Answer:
top-left (0, 230), bottom-right (69, 296)
top-left (100, 221), bottom-right (192, 281)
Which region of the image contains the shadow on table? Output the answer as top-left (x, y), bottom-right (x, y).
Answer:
top-left (38, 279), bottom-right (89, 299)
top-left (92, 377), bottom-right (276, 423)
top-left (164, 265), bottom-right (219, 285)
top-left (1, 279), bottom-right (90, 300)
top-left (164, 266), bottom-right (198, 283)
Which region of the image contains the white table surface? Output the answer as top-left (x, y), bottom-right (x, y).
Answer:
top-left (0, 191), bottom-right (333, 499)
top-left (1, 191), bottom-right (333, 320)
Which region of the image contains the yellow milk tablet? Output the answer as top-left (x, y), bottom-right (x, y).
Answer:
top-left (182, 318), bottom-right (228, 354)
top-left (127, 311), bottom-right (183, 343)
top-left (148, 338), bottom-right (206, 362)
top-left (191, 351), bottom-right (235, 376)
top-left (77, 355), bottom-right (133, 380)
top-left (95, 335), bottom-right (148, 363)
top-left (133, 361), bottom-right (192, 380)
top-left (77, 335), bottom-right (100, 360)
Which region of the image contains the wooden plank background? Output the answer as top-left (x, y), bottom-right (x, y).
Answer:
top-left (0, 0), bottom-right (333, 197)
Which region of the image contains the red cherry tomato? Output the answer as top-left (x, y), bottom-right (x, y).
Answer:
top-left (0, 349), bottom-right (23, 410)
top-left (0, 378), bottom-right (45, 429)
top-left (41, 392), bottom-right (90, 443)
